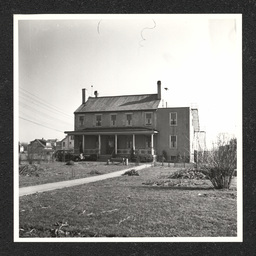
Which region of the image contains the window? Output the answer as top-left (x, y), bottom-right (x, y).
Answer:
top-left (126, 113), bottom-right (132, 126)
top-left (79, 116), bottom-right (84, 126)
top-left (145, 136), bottom-right (151, 148)
top-left (126, 137), bottom-right (133, 148)
top-left (145, 112), bottom-right (152, 126)
top-left (70, 135), bottom-right (74, 140)
top-left (170, 112), bottom-right (177, 126)
top-left (169, 135), bottom-right (177, 148)
top-left (95, 115), bottom-right (102, 126)
top-left (63, 142), bottom-right (65, 147)
top-left (110, 114), bottom-right (117, 126)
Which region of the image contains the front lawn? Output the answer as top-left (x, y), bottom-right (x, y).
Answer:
top-left (19, 161), bottom-right (133, 187)
top-left (19, 166), bottom-right (237, 237)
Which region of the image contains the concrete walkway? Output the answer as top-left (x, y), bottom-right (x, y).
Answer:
top-left (19, 164), bottom-right (149, 197)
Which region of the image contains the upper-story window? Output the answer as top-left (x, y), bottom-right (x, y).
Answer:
top-left (169, 135), bottom-right (177, 148)
top-left (95, 114), bottom-right (102, 127)
top-left (70, 135), bottom-right (74, 140)
top-left (110, 114), bottom-right (117, 126)
top-left (63, 142), bottom-right (65, 147)
top-left (170, 112), bottom-right (177, 126)
top-left (126, 113), bottom-right (132, 126)
top-left (145, 112), bottom-right (152, 126)
top-left (79, 116), bottom-right (84, 126)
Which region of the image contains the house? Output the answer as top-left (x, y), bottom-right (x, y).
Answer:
top-left (27, 139), bottom-right (46, 156)
top-left (60, 135), bottom-right (74, 152)
top-left (65, 81), bottom-right (203, 162)
top-left (27, 138), bottom-right (58, 162)
top-left (45, 139), bottom-right (58, 150)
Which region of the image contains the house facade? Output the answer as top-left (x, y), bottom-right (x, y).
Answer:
top-left (60, 135), bottom-right (74, 151)
top-left (65, 81), bottom-right (201, 162)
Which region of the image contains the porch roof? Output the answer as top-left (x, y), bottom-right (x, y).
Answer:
top-left (65, 127), bottom-right (158, 135)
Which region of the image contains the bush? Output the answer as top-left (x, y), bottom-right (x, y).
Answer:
top-left (199, 135), bottom-right (237, 189)
top-left (130, 153), bottom-right (153, 163)
top-left (162, 150), bottom-right (167, 162)
top-left (138, 154), bottom-right (153, 162)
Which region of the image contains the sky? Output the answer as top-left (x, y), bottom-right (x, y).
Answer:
top-left (16, 14), bottom-right (242, 148)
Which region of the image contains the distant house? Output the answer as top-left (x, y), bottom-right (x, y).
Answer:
top-left (27, 139), bottom-right (46, 155)
top-left (27, 138), bottom-right (58, 162)
top-left (45, 139), bottom-right (58, 150)
top-left (60, 135), bottom-right (74, 151)
top-left (65, 81), bottom-right (204, 162)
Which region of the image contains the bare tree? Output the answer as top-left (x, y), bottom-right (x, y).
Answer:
top-left (199, 134), bottom-right (237, 189)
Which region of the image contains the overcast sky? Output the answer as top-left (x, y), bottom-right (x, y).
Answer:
top-left (16, 14), bottom-right (242, 148)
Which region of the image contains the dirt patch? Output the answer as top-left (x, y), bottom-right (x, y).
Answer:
top-left (89, 170), bottom-right (102, 175)
top-left (165, 168), bottom-right (207, 180)
top-left (122, 169), bottom-right (139, 176)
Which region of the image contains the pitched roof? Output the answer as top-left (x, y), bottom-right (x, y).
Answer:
top-left (75, 94), bottom-right (161, 113)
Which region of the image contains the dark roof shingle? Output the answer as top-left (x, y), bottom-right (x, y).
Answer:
top-left (75, 94), bottom-right (160, 113)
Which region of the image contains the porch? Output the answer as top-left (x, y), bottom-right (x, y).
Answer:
top-left (65, 127), bottom-right (158, 158)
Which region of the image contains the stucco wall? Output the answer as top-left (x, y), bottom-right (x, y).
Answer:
top-left (75, 111), bottom-right (157, 130)
top-left (156, 107), bottom-right (190, 162)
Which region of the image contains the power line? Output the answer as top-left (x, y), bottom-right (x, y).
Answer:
top-left (19, 87), bottom-right (73, 118)
top-left (19, 116), bottom-right (65, 133)
top-left (19, 91), bottom-right (73, 119)
top-left (19, 101), bottom-right (72, 125)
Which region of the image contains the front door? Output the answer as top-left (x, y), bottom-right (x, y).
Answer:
top-left (106, 136), bottom-right (115, 155)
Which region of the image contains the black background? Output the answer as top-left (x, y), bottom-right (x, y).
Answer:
top-left (1, 0), bottom-right (256, 255)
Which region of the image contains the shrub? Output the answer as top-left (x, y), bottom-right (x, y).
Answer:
top-left (130, 153), bottom-right (153, 163)
top-left (138, 154), bottom-right (153, 162)
top-left (199, 134), bottom-right (237, 189)
top-left (162, 150), bottom-right (167, 162)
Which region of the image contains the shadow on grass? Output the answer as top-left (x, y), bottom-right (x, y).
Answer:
top-left (139, 185), bottom-right (215, 191)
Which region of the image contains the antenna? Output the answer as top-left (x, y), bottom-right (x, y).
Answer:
top-left (91, 85), bottom-right (93, 97)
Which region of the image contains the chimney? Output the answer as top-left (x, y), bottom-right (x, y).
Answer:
top-left (82, 88), bottom-right (86, 104)
top-left (94, 90), bottom-right (98, 98)
top-left (157, 80), bottom-right (161, 100)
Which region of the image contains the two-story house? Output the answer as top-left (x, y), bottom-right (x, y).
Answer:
top-left (65, 81), bottom-right (202, 162)
top-left (60, 135), bottom-right (74, 152)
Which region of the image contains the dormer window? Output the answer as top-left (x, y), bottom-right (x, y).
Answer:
top-left (145, 112), bottom-right (152, 126)
top-left (95, 114), bottom-right (102, 127)
top-left (126, 113), bottom-right (132, 126)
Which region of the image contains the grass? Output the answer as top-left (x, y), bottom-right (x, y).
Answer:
top-left (19, 161), bottom-right (133, 187)
top-left (19, 166), bottom-right (237, 237)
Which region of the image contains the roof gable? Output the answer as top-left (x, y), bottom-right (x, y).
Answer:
top-left (75, 94), bottom-right (160, 113)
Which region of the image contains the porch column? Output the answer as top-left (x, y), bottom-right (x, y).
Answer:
top-left (67, 135), bottom-right (69, 150)
top-left (98, 135), bottom-right (101, 155)
top-left (133, 134), bottom-right (135, 150)
top-left (151, 134), bottom-right (154, 156)
top-left (82, 135), bottom-right (85, 153)
top-left (115, 134), bottom-right (117, 154)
